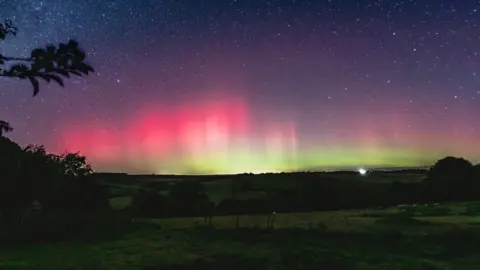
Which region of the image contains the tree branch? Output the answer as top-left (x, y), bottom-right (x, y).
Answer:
top-left (0, 39), bottom-right (94, 96)
top-left (0, 55), bottom-right (33, 62)
top-left (0, 20), bottom-right (94, 96)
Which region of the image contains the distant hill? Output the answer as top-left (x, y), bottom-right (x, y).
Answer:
top-left (93, 166), bottom-right (429, 184)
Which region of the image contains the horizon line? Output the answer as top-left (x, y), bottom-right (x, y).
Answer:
top-left (94, 165), bottom-right (431, 176)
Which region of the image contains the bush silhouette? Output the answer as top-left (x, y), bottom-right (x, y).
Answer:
top-left (0, 133), bottom-right (108, 234)
top-left (428, 156), bottom-right (473, 181)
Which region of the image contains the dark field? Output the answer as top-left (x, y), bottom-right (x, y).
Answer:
top-left (3, 170), bottom-right (480, 270)
top-left (2, 204), bottom-right (480, 269)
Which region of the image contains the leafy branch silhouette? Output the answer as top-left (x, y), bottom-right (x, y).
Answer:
top-left (0, 120), bottom-right (13, 136)
top-left (0, 19), bottom-right (95, 96)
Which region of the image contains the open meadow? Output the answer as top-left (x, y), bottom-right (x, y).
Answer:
top-left (2, 170), bottom-right (480, 270)
top-left (2, 202), bottom-right (480, 270)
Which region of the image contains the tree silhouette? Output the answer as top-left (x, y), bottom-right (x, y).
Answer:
top-left (0, 19), bottom-right (102, 236)
top-left (0, 120), bottom-right (13, 136)
top-left (427, 156), bottom-right (473, 183)
top-left (0, 19), bottom-right (95, 96)
top-left (425, 156), bottom-right (475, 201)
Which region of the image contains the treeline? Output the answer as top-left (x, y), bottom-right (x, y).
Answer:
top-left (131, 157), bottom-right (480, 219)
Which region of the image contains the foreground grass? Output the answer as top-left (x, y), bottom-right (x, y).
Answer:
top-left (148, 202), bottom-right (480, 229)
top-left (1, 224), bottom-right (480, 270)
top-left (2, 204), bottom-right (480, 270)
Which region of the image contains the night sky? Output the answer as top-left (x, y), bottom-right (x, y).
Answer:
top-left (1, 0), bottom-right (480, 174)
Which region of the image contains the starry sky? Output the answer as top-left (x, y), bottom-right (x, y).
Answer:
top-left (1, 0), bottom-right (480, 174)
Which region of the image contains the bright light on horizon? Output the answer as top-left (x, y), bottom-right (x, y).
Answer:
top-left (358, 168), bottom-right (367, 175)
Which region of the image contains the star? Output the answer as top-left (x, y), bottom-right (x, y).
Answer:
top-left (0, 0), bottom-right (479, 174)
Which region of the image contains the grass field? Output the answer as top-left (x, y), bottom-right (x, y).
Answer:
top-left (4, 171), bottom-right (478, 269)
top-left (2, 201), bottom-right (480, 270)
